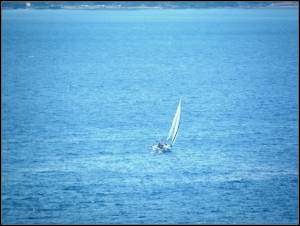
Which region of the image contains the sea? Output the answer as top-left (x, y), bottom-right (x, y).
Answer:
top-left (2, 8), bottom-right (299, 224)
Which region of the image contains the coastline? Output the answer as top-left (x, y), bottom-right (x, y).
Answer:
top-left (2, 1), bottom-right (299, 10)
top-left (2, 6), bottom-right (299, 10)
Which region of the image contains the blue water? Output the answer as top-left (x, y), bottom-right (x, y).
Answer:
top-left (2, 8), bottom-right (299, 224)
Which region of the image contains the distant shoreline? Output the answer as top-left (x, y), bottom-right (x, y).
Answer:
top-left (2, 1), bottom-right (299, 10)
top-left (2, 6), bottom-right (299, 10)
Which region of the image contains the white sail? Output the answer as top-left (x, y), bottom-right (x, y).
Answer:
top-left (166, 107), bottom-right (178, 140)
top-left (167, 98), bottom-right (182, 145)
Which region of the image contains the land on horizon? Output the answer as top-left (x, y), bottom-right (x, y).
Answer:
top-left (2, 1), bottom-right (299, 10)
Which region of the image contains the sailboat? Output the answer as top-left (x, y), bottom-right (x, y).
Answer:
top-left (152, 97), bottom-right (182, 153)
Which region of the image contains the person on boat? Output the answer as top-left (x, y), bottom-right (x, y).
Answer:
top-left (158, 143), bottom-right (163, 149)
top-left (164, 143), bottom-right (171, 149)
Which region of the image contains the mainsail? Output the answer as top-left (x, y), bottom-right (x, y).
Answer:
top-left (166, 98), bottom-right (182, 145)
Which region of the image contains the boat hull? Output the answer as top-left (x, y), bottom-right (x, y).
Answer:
top-left (152, 144), bottom-right (172, 153)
